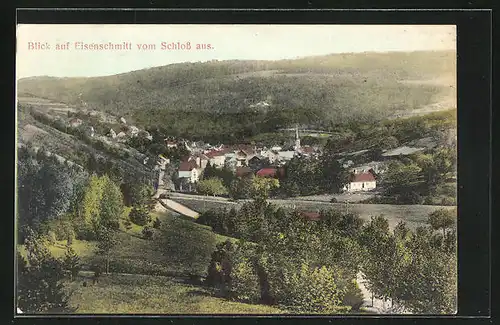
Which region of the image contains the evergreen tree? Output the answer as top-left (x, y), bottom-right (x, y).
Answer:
top-left (63, 245), bottom-right (81, 281)
top-left (96, 226), bottom-right (119, 274)
top-left (17, 229), bottom-right (74, 313)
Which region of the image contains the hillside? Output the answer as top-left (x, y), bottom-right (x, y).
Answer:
top-left (18, 51), bottom-right (456, 141)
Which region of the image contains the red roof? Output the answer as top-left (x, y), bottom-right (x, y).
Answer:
top-left (205, 147), bottom-right (231, 158)
top-left (300, 146), bottom-right (315, 154)
top-left (235, 166), bottom-right (253, 177)
top-left (351, 172), bottom-right (376, 183)
top-left (179, 160), bottom-right (198, 172)
top-left (256, 168), bottom-right (277, 178)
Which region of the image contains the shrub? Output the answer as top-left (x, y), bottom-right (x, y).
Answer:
top-left (142, 225), bottom-right (154, 239)
top-left (230, 258), bottom-right (261, 303)
top-left (124, 218), bottom-right (132, 230)
top-left (330, 197), bottom-right (338, 203)
top-left (271, 263), bottom-right (346, 313)
top-left (46, 231), bottom-right (57, 245)
top-left (152, 217), bottom-right (162, 229)
top-left (342, 279), bottom-right (365, 311)
top-left (129, 206), bottom-right (151, 226)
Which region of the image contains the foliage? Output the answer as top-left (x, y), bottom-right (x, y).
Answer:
top-left (17, 157), bottom-right (81, 240)
top-left (95, 226), bottom-right (119, 274)
top-left (197, 177), bottom-right (229, 196)
top-left (129, 206), bottom-right (152, 226)
top-left (19, 51), bottom-right (454, 143)
top-left (63, 245), bottom-right (81, 281)
top-left (272, 263), bottom-right (346, 313)
top-left (427, 208), bottom-right (456, 238)
top-left (152, 217), bottom-right (162, 229)
top-left (99, 177), bottom-right (124, 230)
top-left (17, 229), bottom-right (75, 313)
top-left (121, 179), bottom-right (154, 207)
top-left (142, 225), bottom-right (154, 240)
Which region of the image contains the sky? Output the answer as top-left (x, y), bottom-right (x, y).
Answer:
top-left (16, 24), bottom-right (456, 78)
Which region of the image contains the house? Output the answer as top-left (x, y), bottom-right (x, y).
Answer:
top-left (277, 151), bottom-right (296, 162)
top-left (205, 148), bottom-right (229, 168)
top-left (129, 126), bottom-right (139, 137)
top-left (116, 131), bottom-right (127, 139)
top-left (107, 128), bottom-right (117, 139)
top-left (260, 150), bottom-right (279, 164)
top-left (191, 153), bottom-right (209, 170)
top-left (165, 139), bottom-right (178, 148)
top-left (343, 172), bottom-right (376, 192)
top-left (248, 155), bottom-right (264, 171)
top-left (69, 118), bottom-right (83, 128)
top-left (256, 167), bottom-right (278, 178)
top-left (178, 160), bottom-right (199, 183)
top-left (351, 161), bottom-right (386, 175)
top-left (235, 166), bottom-right (254, 178)
top-left (138, 130), bottom-right (152, 141)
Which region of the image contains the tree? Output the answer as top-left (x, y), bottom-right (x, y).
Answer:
top-left (382, 161), bottom-right (422, 201)
top-left (63, 245), bottom-right (81, 281)
top-left (129, 206), bottom-right (151, 226)
top-left (17, 229), bottom-right (74, 313)
top-left (229, 176), bottom-right (253, 200)
top-left (99, 177), bottom-right (124, 230)
top-left (17, 158), bottom-right (76, 239)
top-left (251, 177), bottom-right (279, 202)
top-left (196, 177), bottom-right (228, 196)
top-left (96, 226), bottom-right (119, 274)
top-left (427, 208), bottom-right (456, 239)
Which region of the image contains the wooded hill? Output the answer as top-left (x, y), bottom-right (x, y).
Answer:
top-left (18, 50), bottom-right (455, 141)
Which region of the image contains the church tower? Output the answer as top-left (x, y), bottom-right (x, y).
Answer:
top-left (294, 124), bottom-right (301, 152)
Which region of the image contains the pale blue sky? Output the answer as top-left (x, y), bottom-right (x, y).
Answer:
top-left (17, 24), bottom-right (456, 79)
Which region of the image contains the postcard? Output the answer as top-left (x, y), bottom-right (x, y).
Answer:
top-left (16, 23), bottom-right (457, 315)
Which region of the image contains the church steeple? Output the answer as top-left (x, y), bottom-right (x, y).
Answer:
top-left (294, 124), bottom-right (301, 152)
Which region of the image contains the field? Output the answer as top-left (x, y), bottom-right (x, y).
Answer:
top-left (170, 196), bottom-right (455, 230)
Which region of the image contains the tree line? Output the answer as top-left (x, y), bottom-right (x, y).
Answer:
top-left (198, 191), bottom-right (457, 314)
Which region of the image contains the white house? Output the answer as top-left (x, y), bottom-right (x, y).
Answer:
top-left (277, 151), bottom-right (296, 161)
top-left (129, 126), bottom-right (140, 137)
top-left (69, 118), bottom-right (83, 128)
top-left (178, 160), bottom-right (199, 183)
top-left (205, 149), bottom-right (228, 168)
top-left (108, 128), bottom-right (117, 139)
top-left (343, 172), bottom-right (377, 192)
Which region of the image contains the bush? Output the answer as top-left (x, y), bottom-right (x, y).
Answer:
top-left (330, 197), bottom-right (338, 203)
top-left (46, 231), bottom-right (57, 245)
top-left (270, 263), bottom-right (346, 313)
top-left (342, 279), bottom-right (365, 311)
top-left (230, 258), bottom-right (261, 303)
top-left (124, 219), bottom-right (132, 230)
top-left (152, 217), bottom-right (162, 229)
top-left (142, 225), bottom-right (154, 239)
top-left (129, 206), bottom-right (151, 226)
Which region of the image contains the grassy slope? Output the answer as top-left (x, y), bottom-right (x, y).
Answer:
top-left (19, 209), bottom-right (266, 313)
top-left (18, 51), bottom-right (455, 126)
top-left (66, 272), bottom-right (285, 314)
